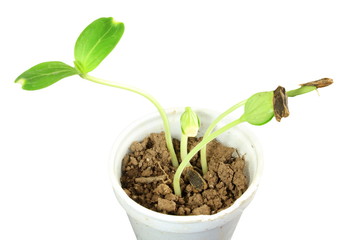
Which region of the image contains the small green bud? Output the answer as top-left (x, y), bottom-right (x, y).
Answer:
top-left (180, 107), bottom-right (200, 137)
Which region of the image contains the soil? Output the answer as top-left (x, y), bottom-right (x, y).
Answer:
top-left (120, 132), bottom-right (248, 216)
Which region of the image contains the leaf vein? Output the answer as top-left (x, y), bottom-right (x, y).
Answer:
top-left (25, 69), bottom-right (75, 81)
top-left (82, 25), bottom-right (113, 65)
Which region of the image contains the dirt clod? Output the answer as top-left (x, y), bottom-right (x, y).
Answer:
top-left (157, 198), bottom-right (176, 212)
top-left (120, 132), bottom-right (248, 216)
top-left (154, 183), bottom-right (173, 195)
top-left (192, 205), bottom-right (211, 215)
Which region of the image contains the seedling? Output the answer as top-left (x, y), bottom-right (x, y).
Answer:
top-left (179, 107), bottom-right (207, 191)
top-left (15, 17), bottom-right (179, 168)
top-left (173, 78), bottom-right (333, 195)
top-left (15, 17), bottom-right (333, 198)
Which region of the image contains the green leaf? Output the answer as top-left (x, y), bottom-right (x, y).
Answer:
top-left (243, 91), bottom-right (274, 126)
top-left (15, 61), bottom-right (77, 90)
top-left (74, 17), bottom-right (125, 74)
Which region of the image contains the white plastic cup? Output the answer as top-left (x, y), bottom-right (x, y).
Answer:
top-left (109, 108), bottom-right (263, 240)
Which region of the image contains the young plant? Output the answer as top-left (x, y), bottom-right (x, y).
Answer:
top-left (179, 107), bottom-right (208, 191)
top-left (173, 78), bottom-right (333, 196)
top-left (14, 17), bottom-right (179, 167)
top-left (14, 17), bottom-right (333, 198)
top-left (198, 79), bottom-right (333, 175)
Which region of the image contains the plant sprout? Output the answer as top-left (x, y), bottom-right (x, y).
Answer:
top-left (14, 17), bottom-right (178, 167)
top-left (173, 78), bottom-right (333, 196)
top-left (15, 17), bottom-right (333, 198)
top-left (198, 79), bottom-right (333, 174)
top-left (179, 107), bottom-right (207, 191)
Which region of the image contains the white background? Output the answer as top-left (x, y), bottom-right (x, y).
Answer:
top-left (1, 0), bottom-right (359, 239)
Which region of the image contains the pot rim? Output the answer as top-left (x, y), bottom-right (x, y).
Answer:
top-left (109, 108), bottom-right (264, 223)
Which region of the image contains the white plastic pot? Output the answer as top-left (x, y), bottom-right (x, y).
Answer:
top-left (109, 108), bottom-right (263, 240)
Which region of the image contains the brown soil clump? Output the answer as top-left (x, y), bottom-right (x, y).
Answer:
top-left (120, 132), bottom-right (248, 216)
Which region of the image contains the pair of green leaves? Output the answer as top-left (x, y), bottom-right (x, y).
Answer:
top-left (15, 17), bottom-right (124, 90)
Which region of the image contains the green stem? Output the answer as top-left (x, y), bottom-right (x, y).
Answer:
top-left (287, 86), bottom-right (316, 97)
top-left (200, 100), bottom-right (247, 175)
top-left (180, 134), bottom-right (188, 162)
top-left (180, 134), bottom-right (193, 168)
top-left (82, 74), bottom-right (179, 167)
top-left (173, 116), bottom-right (246, 196)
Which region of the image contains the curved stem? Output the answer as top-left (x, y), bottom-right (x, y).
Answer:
top-left (82, 74), bottom-right (179, 167)
top-left (200, 100), bottom-right (247, 174)
top-left (174, 116), bottom-right (246, 196)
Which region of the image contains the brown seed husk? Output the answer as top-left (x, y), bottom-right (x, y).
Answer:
top-left (273, 86), bottom-right (290, 122)
top-left (300, 78), bottom-right (333, 88)
top-left (185, 167), bottom-right (207, 191)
